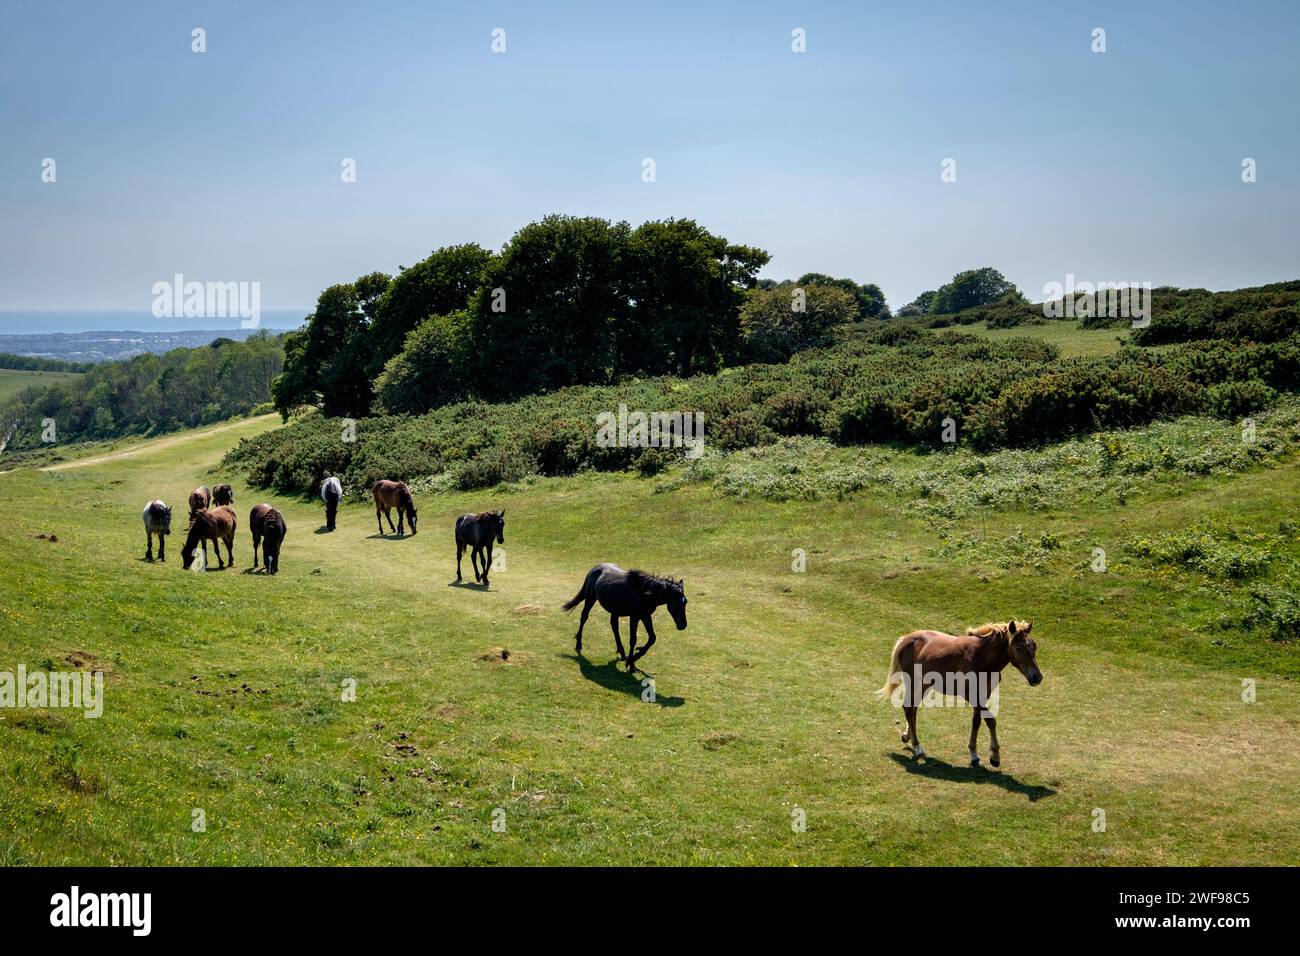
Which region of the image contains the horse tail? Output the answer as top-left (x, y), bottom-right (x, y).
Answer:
top-left (875, 635), bottom-right (907, 701)
top-left (561, 587), bottom-right (585, 612)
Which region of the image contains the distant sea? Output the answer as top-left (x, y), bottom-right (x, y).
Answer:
top-left (0, 311), bottom-right (307, 335)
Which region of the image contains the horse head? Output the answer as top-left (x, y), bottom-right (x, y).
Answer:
top-left (1007, 620), bottom-right (1041, 685)
top-left (494, 509), bottom-right (506, 544)
top-left (160, 504), bottom-right (172, 535)
top-left (665, 578), bottom-right (688, 630)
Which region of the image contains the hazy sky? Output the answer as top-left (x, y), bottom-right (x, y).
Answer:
top-left (2, 0), bottom-right (1297, 314)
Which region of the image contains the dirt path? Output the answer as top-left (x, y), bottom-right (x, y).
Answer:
top-left (0, 415), bottom-right (277, 475)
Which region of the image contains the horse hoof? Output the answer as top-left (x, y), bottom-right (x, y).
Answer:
top-left (913, 748), bottom-right (925, 760)
top-left (970, 754), bottom-right (981, 767)
top-left (990, 755), bottom-right (1000, 768)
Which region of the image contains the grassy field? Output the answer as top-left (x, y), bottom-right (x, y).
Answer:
top-left (0, 412), bottom-right (1297, 865)
top-left (962, 319), bottom-right (1129, 358)
top-left (0, 368), bottom-right (80, 404)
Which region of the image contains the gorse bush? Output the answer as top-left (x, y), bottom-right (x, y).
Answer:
top-left (225, 318), bottom-right (1300, 496)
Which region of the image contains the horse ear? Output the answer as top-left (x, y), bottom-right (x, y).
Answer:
top-left (1008, 620), bottom-right (1018, 636)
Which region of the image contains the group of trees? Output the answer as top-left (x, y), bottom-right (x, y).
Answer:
top-left (1, 334), bottom-right (284, 450)
top-left (272, 216), bottom-right (901, 419)
top-left (898, 267), bottom-right (1021, 316)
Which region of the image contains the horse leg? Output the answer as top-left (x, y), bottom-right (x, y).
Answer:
top-left (630, 615), bottom-right (657, 671)
top-left (385, 507), bottom-right (397, 534)
top-left (968, 708), bottom-right (982, 766)
top-left (145, 530), bottom-right (154, 562)
top-left (575, 596), bottom-right (594, 653)
top-left (252, 530), bottom-right (261, 568)
top-left (375, 504), bottom-right (384, 535)
top-left (626, 618), bottom-right (639, 671)
top-left (470, 547), bottom-right (481, 582)
top-left (984, 716), bottom-right (1000, 768)
top-left (905, 706), bottom-right (923, 758)
top-left (456, 539), bottom-right (465, 581)
top-left (610, 615), bottom-right (627, 662)
top-left (482, 543), bottom-right (493, 587)
top-left (397, 508), bottom-right (405, 536)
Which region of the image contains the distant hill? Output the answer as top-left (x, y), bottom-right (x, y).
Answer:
top-left (0, 327), bottom-right (302, 363)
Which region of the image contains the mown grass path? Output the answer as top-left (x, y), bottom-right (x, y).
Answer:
top-left (0, 415), bottom-right (1296, 864)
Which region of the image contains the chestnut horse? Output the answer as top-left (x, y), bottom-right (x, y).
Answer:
top-left (182, 505), bottom-right (237, 570)
top-left (372, 480), bottom-right (417, 536)
top-left (249, 504), bottom-right (287, 575)
top-left (563, 564), bottom-right (687, 672)
top-left (187, 485), bottom-right (211, 518)
top-left (876, 620), bottom-right (1042, 767)
top-left (212, 484), bottom-right (234, 506)
top-left (455, 510), bottom-right (505, 586)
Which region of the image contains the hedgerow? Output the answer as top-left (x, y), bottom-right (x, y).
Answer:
top-left (225, 326), bottom-right (1300, 496)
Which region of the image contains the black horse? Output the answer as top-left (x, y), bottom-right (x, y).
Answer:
top-left (249, 503), bottom-right (287, 575)
top-left (562, 563), bottom-right (687, 672)
top-left (455, 510), bottom-right (505, 587)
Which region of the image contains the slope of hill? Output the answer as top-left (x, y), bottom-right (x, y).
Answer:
top-left (0, 409), bottom-right (1296, 865)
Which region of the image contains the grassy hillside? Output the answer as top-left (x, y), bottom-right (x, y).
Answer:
top-left (0, 411), bottom-right (1297, 865)
top-left (0, 367), bottom-right (80, 404)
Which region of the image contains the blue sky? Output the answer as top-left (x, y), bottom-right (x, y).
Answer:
top-left (2, 0), bottom-right (1297, 316)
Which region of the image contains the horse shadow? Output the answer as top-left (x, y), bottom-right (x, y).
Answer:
top-left (565, 654), bottom-right (685, 708)
top-left (367, 533), bottom-right (414, 541)
top-left (449, 580), bottom-right (490, 591)
top-left (886, 752), bottom-right (1056, 801)
top-left (313, 525), bottom-right (335, 535)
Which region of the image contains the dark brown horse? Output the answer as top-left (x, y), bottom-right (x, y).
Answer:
top-left (249, 504), bottom-right (287, 575)
top-left (563, 563), bottom-right (687, 672)
top-left (142, 499), bottom-right (172, 562)
top-left (182, 505), bottom-right (237, 570)
top-left (187, 485), bottom-right (211, 518)
top-left (455, 510), bottom-right (505, 586)
top-left (876, 620), bottom-right (1042, 767)
top-left (372, 480), bottom-right (417, 536)
top-left (212, 484), bottom-right (234, 507)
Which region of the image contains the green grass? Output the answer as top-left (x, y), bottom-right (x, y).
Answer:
top-left (0, 368), bottom-right (80, 404)
top-left (963, 319), bottom-right (1129, 358)
top-left (0, 413), bottom-right (1297, 865)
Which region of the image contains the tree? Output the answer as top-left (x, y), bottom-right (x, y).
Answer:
top-left (366, 247), bottom-right (490, 378)
top-left (929, 267), bottom-right (1018, 314)
top-left (797, 273), bottom-right (890, 319)
top-left (899, 290), bottom-right (937, 316)
top-left (739, 282), bottom-right (858, 362)
top-left (625, 219), bottom-right (769, 376)
top-left (465, 216), bottom-right (631, 400)
top-left (373, 312), bottom-right (470, 414)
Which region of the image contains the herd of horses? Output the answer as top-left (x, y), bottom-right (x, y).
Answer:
top-left (138, 475), bottom-right (1044, 766)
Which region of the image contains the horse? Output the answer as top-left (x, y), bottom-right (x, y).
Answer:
top-left (249, 504), bottom-right (287, 575)
top-left (212, 484), bottom-right (234, 507)
top-left (562, 564), bottom-right (687, 672)
top-left (321, 476), bottom-right (342, 531)
top-left (188, 485), bottom-right (211, 518)
top-left (181, 505), bottom-right (237, 570)
top-left (141, 500), bottom-right (172, 562)
top-left (371, 480), bottom-right (417, 536)
top-left (876, 620), bottom-right (1042, 767)
top-left (455, 510), bottom-right (505, 586)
